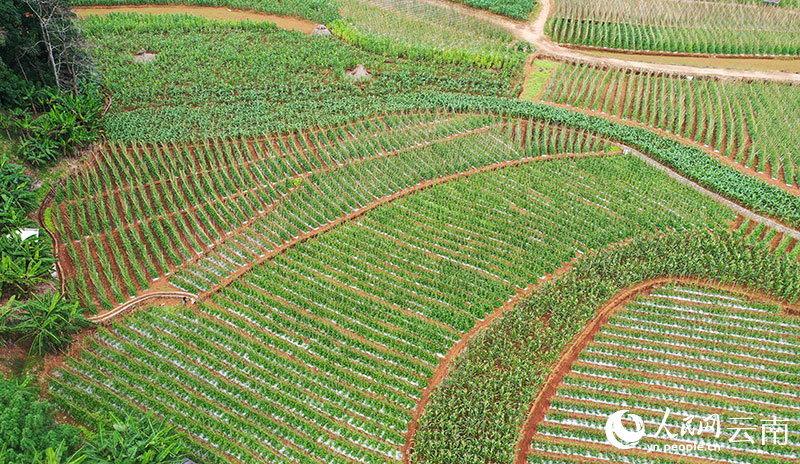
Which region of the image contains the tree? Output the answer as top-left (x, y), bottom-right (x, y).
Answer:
top-left (20, 0), bottom-right (92, 95)
top-left (0, 0), bottom-right (51, 106)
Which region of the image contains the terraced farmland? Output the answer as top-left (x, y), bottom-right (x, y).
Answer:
top-left (50, 154), bottom-right (736, 463)
top-left (6, 1), bottom-right (800, 463)
top-left (336, 0), bottom-right (528, 69)
top-left (80, 13), bottom-right (523, 141)
top-left (547, 0), bottom-right (800, 56)
top-left (541, 61), bottom-right (800, 191)
top-left (51, 111), bottom-right (622, 311)
top-left (527, 283), bottom-right (800, 463)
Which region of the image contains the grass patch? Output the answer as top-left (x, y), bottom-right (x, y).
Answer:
top-left (519, 59), bottom-right (560, 102)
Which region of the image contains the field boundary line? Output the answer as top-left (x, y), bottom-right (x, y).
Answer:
top-left (540, 100), bottom-right (800, 198)
top-left (401, 252), bottom-right (583, 462)
top-left (622, 145), bottom-right (800, 241)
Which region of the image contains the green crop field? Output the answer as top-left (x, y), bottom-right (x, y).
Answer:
top-left (335, 0), bottom-right (530, 69)
top-left (3, 1), bottom-right (799, 463)
top-left (542, 61), bottom-right (800, 189)
top-left (80, 14), bottom-right (523, 141)
top-left (527, 283), bottom-right (800, 463)
top-left (548, 0), bottom-right (800, 55)
top-left (51, 154), bottom-right (738, 462)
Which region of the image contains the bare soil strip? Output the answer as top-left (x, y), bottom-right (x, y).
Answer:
top-left (72, 5), bottom-right (318, 33)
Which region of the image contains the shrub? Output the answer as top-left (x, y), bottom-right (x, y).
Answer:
top-left (10, 88), bottom-right (102, 165)
top-left (0, 292), bottom-right (92, 355)
top-left (0, 376), bottom-right (83, 464)
top-left (80, 413), bottom-right (186, 464)
top-left (0, 154), bottom-right (36, 232)
top-left (0, 233), bottom-right (55, 296)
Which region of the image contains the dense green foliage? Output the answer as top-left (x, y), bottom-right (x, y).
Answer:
top-left (0, 0), bottom-right (53, 106)
top-left (0, 376), bottom-right (83, 464)
top-left (0, 154), bottom-right (37, 233)
top-left (0, 292), bottom-right (92, 355)
top-left (0, 233), bottom-right (55, 296)
top-left (527, 283), bottom-right (800, 463)
top-left (78, 13), bottom-right (521, 141)
top-left (0, 155), bottom-right (54, 296)
top-left (5, 87), bottom-right (103, 165)
top-left (543, 62), bottom-right (800, 187)
top-left (78, 413), bottom-right (185, 464)
top-left (548, 0), bottom-right (800, 55)
top-left (1, 0), bottom-right (94, 106)
top-left (50, 153), bottom-right (732, 463)
top-left (412, 229), bottom-right (800, 463)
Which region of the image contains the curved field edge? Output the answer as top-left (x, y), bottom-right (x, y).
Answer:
top-left (47, 154), bottom-right (735, 463)
top-left (409, 228), bottom-right (800, 464)
top-left (519, 280), bottom-right (800, 464)
top-left (41, 97), bottom-right (800, 315)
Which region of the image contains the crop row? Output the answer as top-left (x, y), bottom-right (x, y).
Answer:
top-left (732, 217), bottom-right (800, 261)
top-left (527, 285), bottom-right (800, 463)
top-left (57, 109), bottom-right (616, 310)
top-left (51, 154), bottom-right (733, 463)
top-left (334, 0), bottom-right (528, 70)
top-left (548, 0), bottom-right (800, 55)
top-left (170, 120), bottom-right (617, 296)
top-left (541, 61), bottom-right (800, 189)
top-left (412, 227), bottom-right (800, 464)
top-left (54, 111), bottom-right (506, 309)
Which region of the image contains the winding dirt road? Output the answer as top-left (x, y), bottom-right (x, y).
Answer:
top-left (421, 0), bottom-right (800, 82)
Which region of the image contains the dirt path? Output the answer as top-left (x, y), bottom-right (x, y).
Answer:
top-left (512, 276), bottom-right (800, 464)
top-left (89, 291), bottom-right (196, 322)
top-left (419, 0), bottom-right (800, 82)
